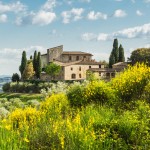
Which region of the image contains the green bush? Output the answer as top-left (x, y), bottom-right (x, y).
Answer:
top-left (2, 83), bottom-right (10, 92)
top-left (67, 81), bottom-right (117, 107)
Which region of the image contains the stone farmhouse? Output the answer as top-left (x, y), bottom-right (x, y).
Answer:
top-left (41, 45), bottom-right (127, 81)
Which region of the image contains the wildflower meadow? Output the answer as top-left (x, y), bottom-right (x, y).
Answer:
top-left (0, 63), bottom-right (150, 150)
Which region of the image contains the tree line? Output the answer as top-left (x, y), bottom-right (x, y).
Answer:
top-left (109, 38), bottom-right (125, 68)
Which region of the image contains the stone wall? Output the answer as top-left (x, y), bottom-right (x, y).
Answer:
top-left (58, 55), bottom-right (92, 62)
top-left (48, 45), bottom-right (63, 62)
top-left (41, 55), bottom-right (48, 68)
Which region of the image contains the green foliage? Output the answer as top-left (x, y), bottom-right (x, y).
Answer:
top-left (36, 52), bottom-right (41, 79)
top-left (112, 38), bottom-right (119, 63)
top-left (2, 83), bottom-right (10, 92)
top-left (129, 48), bottom-right (150, 65)
top-left (45, 62), bottom-right (61, 79)
top-left (109, 39), bottom-right (125, 68)
top-left (11, 73), bottom-right (20, 82)
top-left (67, 82), bottom-right (86, 107)
top-left (119, 44), bottom-right (125, 62)
top-left (1, 64), bottom-right (150, 149)
top-left (19, 51), bottom-right (27, 76)
top-left (22, 61), bottom-right (35, 80)
top-left (67, 81), bottom-right (116, 107)
top-left (109, 52), bottom-right (115, 68)
top-left (33, 50), bottom-right (37, 73)
top-left (141, 81), bottom-right (150, 102)
top-left (86, 71), bottom-right (100, 81)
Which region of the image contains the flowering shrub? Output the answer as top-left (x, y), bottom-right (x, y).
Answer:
top-left (110, 63), bottom-right (150, 102)
top-left (9, 107), bottom-right (41, 129)
top-left (67, 80), bottom-right (116, 106)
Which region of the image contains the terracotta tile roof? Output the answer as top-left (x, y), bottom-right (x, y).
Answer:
top-left (62, 51), bottom-right (93, 56)
top-left (88, 68), bottom-right (123, 72)
top-left (112, 62), bottom-right (127, 66)
top-left (54, 60), bottom-right (82, 66)
top-left (76, 61), bottom-right (104, 65)
top-left (54, 60), bottom-right (105, 66)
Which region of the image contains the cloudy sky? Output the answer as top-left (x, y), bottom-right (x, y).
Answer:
top-left (0, 0), bottom-right (150, 75)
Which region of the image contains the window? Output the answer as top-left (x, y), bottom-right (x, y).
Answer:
top-left (79, 66), bottom-right (81, 71)
top-left (71, 74), bottom-right (76, 79)
top-left (89, 66), bottom-right (91, 68)
top-left (79, 74), bottom-right (82, 78)
top-left (76, 56), bottom-right (79, 60)
top-left (71, 67), bottom-right (73, 71)
top-left (99, 65), bottom-right (101, 68)
top-left (69, 56), bottom-right (72, 61)
top-left (69, 56), bottom-right (72, 60)
top-left (84, 56), bottom-right (86, 58)
top-left (106, 73), bottom-right (110, 77)
top-left (111, 73), bottom-right (115, 77)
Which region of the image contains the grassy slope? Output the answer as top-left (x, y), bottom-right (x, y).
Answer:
top-left (0, 93), bottom-right (43, 102)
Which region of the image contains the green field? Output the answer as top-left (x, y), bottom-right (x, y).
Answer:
top-left (0, 93), bottom-right (43, 102)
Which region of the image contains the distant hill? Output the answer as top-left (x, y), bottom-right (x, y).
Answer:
top-left (0, 75), bottom-right (11, 78)
top-left (0, 76), bottom-right (11, 92)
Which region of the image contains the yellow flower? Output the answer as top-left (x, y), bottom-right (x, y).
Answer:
top-left (5, 125), bottom-right (11, 130)
top-left (24, 137), bottom-right (30, 143)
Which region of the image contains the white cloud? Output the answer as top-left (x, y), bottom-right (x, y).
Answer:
top-left (0, 46), bottom-right (46, 75)
top-left (0, 1), bottom-right (26, 13)
top-left (115, 0), bottom-right (123, 2)
top-left (136, 10), bottom-right (143, 16)
top-left (81, 33), bottom-right (97, 41)
top-left (97, 33), bottom-right (111, 41)
top-left (93, 52), bottom-right (110, 62)
top-left (61, 8), bottom-right (84, 24)
top-left (79, 0), bottom-right (91, 2)
top-left (81, 23), bottom-right (150, 41)
top-left (32, 11), bottom-right (56, 26)
top-left (113, 9), bottom-right (127, 18)
top-left (15, 0), bottom-right (57, 26)
top-left (0, 14), bottom-right (7, 23)
top-left (144, 44), bottom-right (150, 48)
top-left (87, 11), bottom-right (107, 20)
top-left (42, 0), bottom-right (56, 11)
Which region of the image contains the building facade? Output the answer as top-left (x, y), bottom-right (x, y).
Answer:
top-left (41, 45), bottom-right (127, 81)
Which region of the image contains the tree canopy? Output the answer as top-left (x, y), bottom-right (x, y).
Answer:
top-left (129, 48), bottom-right (150, 65)
top-left (36, 52), bottom-right (41, 79)
top-left (45, 63), bottom-right (61, 79)
top-left (109, 39), bottom-right (125, 68)
top-left (119, 44), bottom-right (125, 62)
top-left (12, 73), bottom-right (20, 82)
top-left (19, 51), bottom-right (27, 76)
top-left (22, 61), bottom-right (35, 80)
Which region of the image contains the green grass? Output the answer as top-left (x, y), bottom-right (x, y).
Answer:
top-left (0, 93), bottom-right (43, 102)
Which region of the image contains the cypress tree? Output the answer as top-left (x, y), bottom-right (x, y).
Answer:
top-left (33, 51), bottom-right (37, 73)
top-left (19, 51), bottom-right (27, 76)
top-left (109, 53), bottom-right (115, 68)
top-left (112, 38), bottom-right (119, 63)
top-left (119, 44), bottom-right (125, 62)
top-left (36, 52), bottom-right (41, 79)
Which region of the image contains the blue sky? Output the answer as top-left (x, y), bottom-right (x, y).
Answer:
top-left (0, 0), bottom-right (150, 75)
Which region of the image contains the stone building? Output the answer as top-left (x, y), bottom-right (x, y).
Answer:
top-left (41, 45), bottom-right (127, 81)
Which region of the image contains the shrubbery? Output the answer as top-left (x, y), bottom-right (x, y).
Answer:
top-left (67, 81), bottom-right (116, 107)
top-left (110, 63), bottom-right (150, 102)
